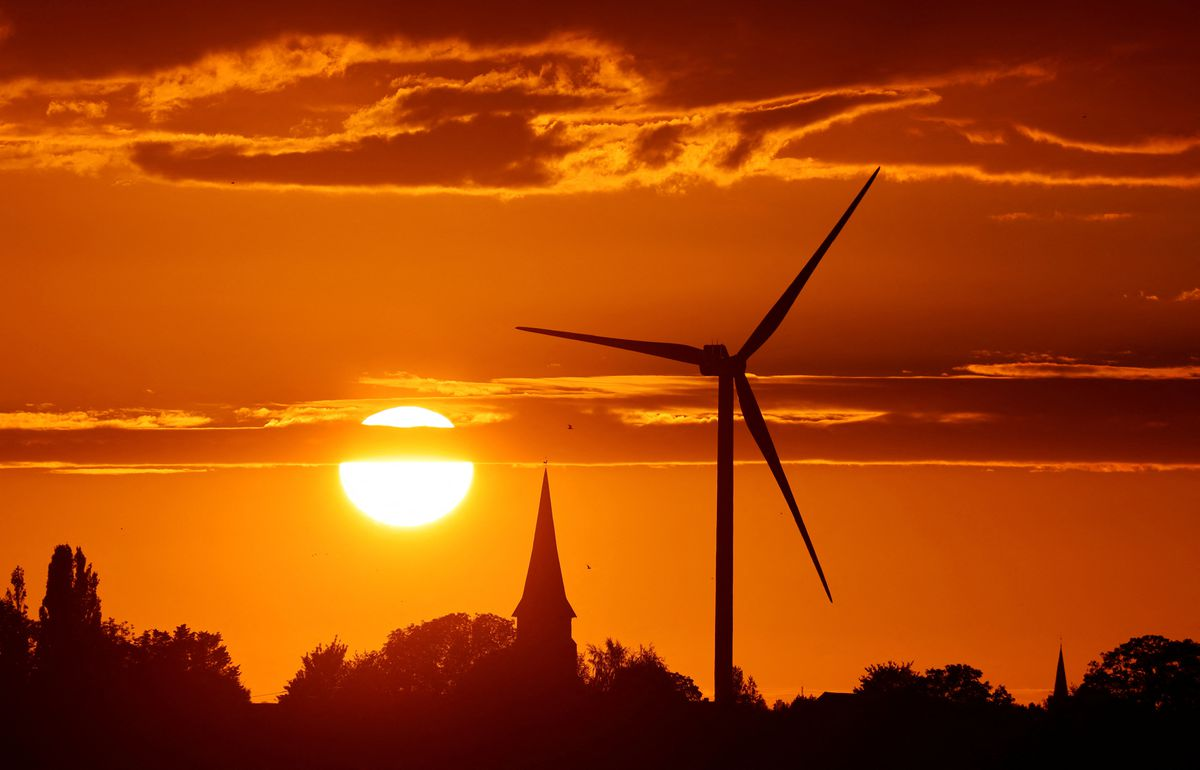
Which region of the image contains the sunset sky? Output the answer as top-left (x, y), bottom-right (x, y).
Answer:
top-left (1, 1), bottom-right (1197, 704)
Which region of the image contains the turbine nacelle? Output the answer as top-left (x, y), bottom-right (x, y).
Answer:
top-left (699, 344), bottom-right (743, 376)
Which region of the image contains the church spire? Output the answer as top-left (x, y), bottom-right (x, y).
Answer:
top-left (510, 470), bottom-right (578, 691)
top-left (514, 469), bottom-right (575, 621)
top-left (1052, 643), bottom-right (1069, 703)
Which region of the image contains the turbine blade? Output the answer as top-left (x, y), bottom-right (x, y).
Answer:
top-left (517, 327), bottom-right (705, 365)
top-left (734, 374), bottom-right (833, 602)
top-left (738, 167), bottom-right (880, 360)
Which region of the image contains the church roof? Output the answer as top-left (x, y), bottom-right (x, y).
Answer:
top-left (513, 470), bottom-right (576, 620)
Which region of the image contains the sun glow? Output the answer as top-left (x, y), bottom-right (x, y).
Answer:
top-left (339, 460), bottom-right (474, 526)
top-left (362, 406), bottom-right (454, 428)
top-left (339, 407), bottom-right (473, 526)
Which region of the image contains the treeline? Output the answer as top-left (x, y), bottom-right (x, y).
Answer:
top-left (0, 545), bottom-right (247, 711)
top-left (2, 544), bottom-right (1198, 769)
top-left (278, 621), bottom-right (762, 708)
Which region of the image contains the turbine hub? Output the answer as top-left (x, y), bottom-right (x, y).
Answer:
top-left (699, 344), bottom-right (743, 376)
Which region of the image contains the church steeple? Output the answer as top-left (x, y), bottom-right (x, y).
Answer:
top-left (1052, 643), bottom-right (1069, 703)
top-left (514, 469), bottom-right (575, 622)
top-left (511, 470), bottom-right (577, 690)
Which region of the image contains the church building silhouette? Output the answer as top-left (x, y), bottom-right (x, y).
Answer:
top-left (511, 470), bottom-right (578, 690)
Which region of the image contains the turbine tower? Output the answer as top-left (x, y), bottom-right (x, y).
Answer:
top-left (518, 167), bottom-right (879, 705)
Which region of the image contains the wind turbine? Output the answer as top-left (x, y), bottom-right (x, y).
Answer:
top-left (518, 168), bottom-right (879, 705)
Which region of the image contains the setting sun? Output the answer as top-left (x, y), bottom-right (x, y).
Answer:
top-left (339, 407), bottom-right (473, 526)
top-left (339, 460), bottom-right (474, 526)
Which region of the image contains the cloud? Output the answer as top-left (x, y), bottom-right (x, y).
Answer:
top-left (130, 33), bottom-right (637, 117)
top-left (3, 458), bottom-right (1198, 475)
top-left (357, 371), bottom-right (512, 396)
top-left (361, 372), bottom-right (710, 399)
top-left (612, 406), bottom-right (887, 427)
top-left (958, 363), bottom-right (1200, 379)
top-left (989, 211), bottom-right (1133, 222)
top-left (235, 404), bottom-right (365, 428)
top-left (49, 467), bottom-right (207, 475)
top-left (2, 24), bottom-right (1197, 191)
top-left (1015, 125), bottom-right (1200, 155)
top-left (235, 399), bottom-right (510, 428)
top-left (0, 409), bottom-right (211, 430)
top-left (0, 461), bottom-right (330, 474)
top-left (45, 99), bottom-right (108, 118)
top-left (0, 363), bottom-right (1196, 471)
top-left (132, 113), bottom-right (575, 188)
top-left (1130, 288), bottom-right (1200, 303)
top-left (493, 459), bottom-right (1200, 473)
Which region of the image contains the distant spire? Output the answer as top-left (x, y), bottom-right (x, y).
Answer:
top-left (1053, 643), bottom-right (1069, 702)
top-left (514, 470), bottom-right (575, 620)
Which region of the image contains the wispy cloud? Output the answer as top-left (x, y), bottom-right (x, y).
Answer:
top-left (1016, 125), bottom-right (1200, 155)
top-left (234, 404), bottom-right (367, 428)
top-left (495, 459), bottom-right (1200, 473)
top-left (612, 406), bottom-right (887, 427)
top-left (357, 371), bottom-right (511, 396)
top-left (1130, 288), bottom-right (1200, 303)
top-left (235, 400), bottom-right (510, 427)
top-left (0, 409), bottom-right (211, 430)
top-left (46, 99), bottom-right (108, 118)
top-left (4, 459), bottom-right (1198, 475)
top-left (0, 461), bottom-right (332, 474)
top-left (1, 361), bottom-right (1195, 472)
top-left (958, 362), bottom-right (1200, 379)
top-left (989, 211), bottom-right (1133, 222)
top-left (362, 372), bottom-right (710, 399)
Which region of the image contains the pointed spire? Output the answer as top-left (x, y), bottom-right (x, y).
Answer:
top-left (514, 470), bottom-right (575, 619)
top-left (1053, 643), bottom-right (1069, 701)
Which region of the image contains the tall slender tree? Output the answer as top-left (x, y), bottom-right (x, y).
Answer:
top-left (35, 545), bottom-right (105, 688)
top-left (0, 566), bottom-right (33, 693)
top-left (3, 566), bottom-right (27, 616)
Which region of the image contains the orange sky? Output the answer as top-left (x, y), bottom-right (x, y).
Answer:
top-left (1, 1), bottom-right (1198, 703)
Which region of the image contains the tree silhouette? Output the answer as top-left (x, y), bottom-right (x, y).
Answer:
top-left (1076, 635), bottom-right (1200, 713)
top-left (381, 612), bottom-right (516, 696)
top-left (0, 566), bottom-right (33, 693)
top-left (129, 624), bottom-right (250, 708)
top-left (34, 545), bottom-right (108, 690)
top-left (281, 613), bottom-right (517, 704)
top-left (579, 639), bottom-right (701, 704)
top-left (731, 665), bottom-right (766, 708)
top-left (582, 638), bottom-right (630, 694)
top-left (280, 637), bottom-right (350, 705)
top-left (855, 660), bottom-right (1013, 706)
top-left (855, 660), bottom-right (925, 698)
top-left (4, 566), bottom-right (27, 616)
top-left (926, 663), bottom-right (1014, 706)
top-left (617, 647), bottom-right (700, 704)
